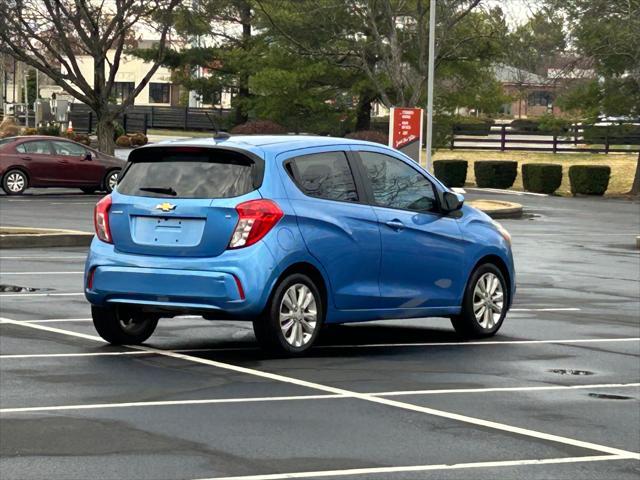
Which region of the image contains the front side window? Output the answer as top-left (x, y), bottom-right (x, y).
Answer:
top-left (16, 141), bottom-right (51, 154)
top-left (289, 152), bottom-right (358, 202)
top-left (149, 83), bottom-right (171, 103)
top-left (359, 151), bottom-right (437, 212)
top-left (52, 141), bottom-right (86, 157)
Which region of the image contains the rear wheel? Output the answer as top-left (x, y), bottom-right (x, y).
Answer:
top-left (252, 273), bottom-right (324, 356)
top-left (451, 264), bottom-right (507, 338)
top-left (92, 305), bottom-right (158, 345)
top-left (2, 169), bottom-right (28, 195)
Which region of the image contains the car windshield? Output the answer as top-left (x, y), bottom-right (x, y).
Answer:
top-left (117, 148), bottom-right (256, 199)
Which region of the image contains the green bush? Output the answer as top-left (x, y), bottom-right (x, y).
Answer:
top-left (434, 160), bottom-right (468, 188)
top-left (510, 119), bottom-right (539, 132)
top-left (522, 163), bottom-right (562, 194)
top-left (453, 116), bottom-right (495, 134)
top-left (230, 120), bottom-right (287, 135)
top-left (474, 161), bottom-right (518, 189)
top-left (345, 130), bottom-right (388, 145)
top-left (537, 115), bottom-right (571, 135)
top-left (569, 165), bottom-right (611, 195)
top-left (36, 124), bottom-right (62, 136)
top-left (583, 124), bottom-right (640, 145)
top-left (113, 121), bottom-right (125, 141)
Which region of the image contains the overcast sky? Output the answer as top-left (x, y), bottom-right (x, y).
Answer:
top-left (487, 0), bottom-right (541, 25)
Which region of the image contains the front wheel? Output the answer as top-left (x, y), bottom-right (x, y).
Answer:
top-left (92, 305), bottom-right (158, 345)
top-left (252, 274), bottom-right (324, 356)
top-left (103, 169), bottom-right (119, 193)
top-left (451, 264), bottom-right (508, 338)
top-left (2, 169), bottom-right (28, 195)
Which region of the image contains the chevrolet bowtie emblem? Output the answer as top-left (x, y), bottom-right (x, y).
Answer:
top-left (155, 202), bottom-right (177, 212)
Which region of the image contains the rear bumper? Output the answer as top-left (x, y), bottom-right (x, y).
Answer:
top-left (85, 238), bottom-right (278, 317)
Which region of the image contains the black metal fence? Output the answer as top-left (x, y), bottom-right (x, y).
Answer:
top-left (451, 125), bottom-right (640, 154)
top-left (68, 104), bottom-right (233, 134)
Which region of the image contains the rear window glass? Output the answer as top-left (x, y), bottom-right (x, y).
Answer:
top-left (288, 151), bottom-right (358, 202)
top-left (117, 149), bottom-right (256, 199)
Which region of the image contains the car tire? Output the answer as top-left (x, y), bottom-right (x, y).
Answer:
top-left (92, 305), bottom-right (159, 345)
top-left (81, 187), bottom-right (97, 194)
top-left (451, 263), bottom-right (508, 339)
top-left (252, 273), bottom-right (324, 356)
top-left (2, 169), bottom-right (28, 195)
top-left (103, 169), bottom-right (119, 193)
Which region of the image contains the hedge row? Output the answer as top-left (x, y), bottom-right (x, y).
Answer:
top-left (433, 160), bottom-right (612, 195)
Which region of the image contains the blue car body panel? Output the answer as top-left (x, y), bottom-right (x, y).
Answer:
top-left (85, 135), bottom-right (515, 323)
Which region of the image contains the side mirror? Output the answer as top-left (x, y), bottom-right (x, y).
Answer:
top-left (442, 191), bottom-right (464, 212)
top-left (84, 152), bottom-right (92, 161)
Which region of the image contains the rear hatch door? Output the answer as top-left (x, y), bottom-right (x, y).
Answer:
top-left (109, 146), bottom-right (263, 257)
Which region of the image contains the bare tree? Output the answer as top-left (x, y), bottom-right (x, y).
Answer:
top-left (0, 0), bottom-right (182, 154)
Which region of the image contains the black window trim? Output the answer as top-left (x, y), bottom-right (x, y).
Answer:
top-left (350, 149), bottom-right (446, 216)
top-left (283, 150), bottom-right (368, 206)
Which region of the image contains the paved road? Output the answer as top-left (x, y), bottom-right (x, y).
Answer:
top-left (0, 190), bottom-right (639, 479)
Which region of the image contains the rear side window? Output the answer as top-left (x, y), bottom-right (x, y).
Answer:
top-left (288, 152), bottom-right (358, 202)
top-left (16, 141), bottom-right (51, 154)
top-left (117, 148), bottom-right (256, 199)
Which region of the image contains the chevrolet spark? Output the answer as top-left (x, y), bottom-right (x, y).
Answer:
top-left (85, 136), bottom-right (515, 355)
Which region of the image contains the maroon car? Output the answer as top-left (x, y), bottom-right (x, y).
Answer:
top-left (0, 136), bottom-right (125, 195)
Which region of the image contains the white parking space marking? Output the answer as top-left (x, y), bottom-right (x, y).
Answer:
top-left (0, 351), bottom-right (151, 359)
top-left (0, 256), bottom-right (86, 260)
top-left (0, 292), bottom-right (85, 298)
top-left (2, 317), bottom-right (638, 460)
top-left (0, 394), bottom-right (344, 413)
top-left (0, 271), bottom-right (84, 275)
top-left (510, 307), bottom-right (581, 312)
top-left (373, 383), bottom-right (640, 397)
top-left (193, 455), bottom-right (631, 480)
top-left (2, 383), bottom-right (637, 413)
top-left (467, 187), bottom-right (549, 197)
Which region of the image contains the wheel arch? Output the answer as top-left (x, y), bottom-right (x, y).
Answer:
top-left (470, 254), bottom-right (513, 308)
top-left (268, 261), bottom-right (329, 315)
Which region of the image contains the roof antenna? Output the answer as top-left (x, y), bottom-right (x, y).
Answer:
top-left (206, 112), bottom-right (231, 141)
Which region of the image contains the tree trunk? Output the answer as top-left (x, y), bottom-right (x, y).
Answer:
top-left (233, 2), bottom-right (252, 126)
top-left (355, 89), bottom-right (374, 131)
top-left (630, 151), bottom-right (640, 196)
top-left (96, 118), bottom-right (116, 156)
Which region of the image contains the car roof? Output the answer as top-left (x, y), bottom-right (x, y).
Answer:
top-left (147, 135), bottom-right (389, 155)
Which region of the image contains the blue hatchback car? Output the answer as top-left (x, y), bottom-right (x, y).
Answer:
top-left (85, 135), bottom-right (515, 355)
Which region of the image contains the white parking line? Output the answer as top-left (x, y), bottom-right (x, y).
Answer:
top-left (0, 394), bottom-right (344, 413)
top-left (0, 256), bottom-right (86, 260)
top-left (1, 317), bottom-right (638, 460)
top-left (0, 351), bottom-right (151, 359)
top-left (510, 307), bottom-right (581, 312)
top-left (193, 455), bottom-right (631, 480)
top-left (373, 383), bottom-right (640, 397)
top-left (1, 383), bottom-right (637, 413)
top-left (0, 292), bottom-right (85, 298)
top-left (0, 271), bottom-right (84, 275)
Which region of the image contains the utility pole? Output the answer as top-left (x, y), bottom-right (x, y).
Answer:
top-left (425, 0), bottom-right (436, 172)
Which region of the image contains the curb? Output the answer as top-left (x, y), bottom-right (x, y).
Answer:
top-left (467, 200), bottom-right (524, 219)
top-left (0, 227), bottom-right (93, 249)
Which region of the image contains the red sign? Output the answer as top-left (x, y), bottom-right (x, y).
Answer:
top-left (388, 107), bottom-right (423, 162)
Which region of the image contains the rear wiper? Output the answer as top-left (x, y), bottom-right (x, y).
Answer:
top-left (139, 186), bottom-right (177, 196)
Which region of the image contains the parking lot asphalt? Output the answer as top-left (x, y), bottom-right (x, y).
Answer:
top-left (0, 188), bottom-right (639, 480)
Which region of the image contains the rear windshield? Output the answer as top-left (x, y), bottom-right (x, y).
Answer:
top-left (117, 148), bottom-right (257, 199)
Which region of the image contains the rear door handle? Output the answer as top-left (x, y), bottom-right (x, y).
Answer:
top-left (21, 156), bottom-right (32, 161)
top-left (385, 219), bottom-right (405, 231)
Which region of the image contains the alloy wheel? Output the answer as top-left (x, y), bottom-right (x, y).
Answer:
top-left (279, 283), bottom-right (318, 347)
top-left (472, 272), bottom-right (504, 329)
top-left (107, 171), bottom-right (118, 191)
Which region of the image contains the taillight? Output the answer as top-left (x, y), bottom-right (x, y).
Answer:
top-left (228, 199), bottom-right (283, 249)
top-left (94, 195), bottom-right (113, 243)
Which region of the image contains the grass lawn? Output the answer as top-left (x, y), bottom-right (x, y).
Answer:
top-left (431, 149), bottom-right (638, 196)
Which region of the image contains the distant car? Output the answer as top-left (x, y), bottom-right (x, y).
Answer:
top-left (0, 136), bottom-right (124, 195)
top-left (84, 135), bottom-right (515, 355)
